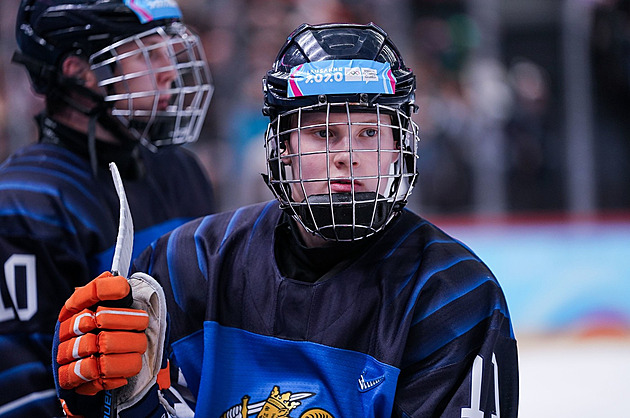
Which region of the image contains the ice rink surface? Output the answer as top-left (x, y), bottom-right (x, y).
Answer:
top-left (518, 335), bottom-right (630, 417)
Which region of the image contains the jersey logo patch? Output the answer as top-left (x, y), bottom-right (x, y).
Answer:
top-left (221, 385), bottom-right (335, 417)
top-left (357, 368), bottom-right (386, 392)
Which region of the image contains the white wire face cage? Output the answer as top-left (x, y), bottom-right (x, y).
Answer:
top-left (89, 22), bottom-right (213, 148)
top-left (265, 102), bottom-right (420, 241)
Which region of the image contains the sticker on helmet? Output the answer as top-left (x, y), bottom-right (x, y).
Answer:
top-left (287, 60), bottom-right (395, 98)
top-left (124, 0), bottom-right (182, 24)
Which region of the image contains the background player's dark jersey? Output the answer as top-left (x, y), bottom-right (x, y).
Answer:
top-left (0, 127), bottom-right (216, 416)
top-left (134, 201), bottom-right (519, 417)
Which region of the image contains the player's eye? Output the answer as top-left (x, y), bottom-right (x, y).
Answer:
top-left (308, 128), bottom-right (330, 139)
top-left (147, 46), bottom-right (170, 62)
top-left (362, 128), bottom-right (378, 138)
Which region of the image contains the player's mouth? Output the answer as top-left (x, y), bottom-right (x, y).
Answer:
top-left (330, 179), bottom-right (362, 193)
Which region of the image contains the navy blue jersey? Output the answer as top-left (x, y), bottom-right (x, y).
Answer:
top-left (133, 201), bottom-right (518, 417)
top-left (0, 139), bottom-right (215, 416)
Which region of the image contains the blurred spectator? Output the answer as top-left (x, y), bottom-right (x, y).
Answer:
top-left (2, 0), bottom-right (629, 216)
top-left (504, 59), bottom-right (560, 211)
top-left (590, 0), bottom-right (630, 209)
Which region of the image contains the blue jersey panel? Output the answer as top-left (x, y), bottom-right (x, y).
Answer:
top-left (174, 321), bottom-right (399, 417)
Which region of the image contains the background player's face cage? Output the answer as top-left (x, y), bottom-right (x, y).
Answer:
top-left (265, 102), bottom-right (419, 241)
top-left (90, 23), bottom-right (213, 148)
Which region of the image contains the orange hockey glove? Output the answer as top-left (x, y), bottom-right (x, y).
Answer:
top-left (55, 272), bottom-right (149, 395)
top-left (59, 271), bottom-right (132, 322)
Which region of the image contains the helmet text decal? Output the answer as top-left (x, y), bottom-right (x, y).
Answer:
top-left (124, 0), bottom-right (182, 24)
top-left (287, 60), bottom-right (395, 98)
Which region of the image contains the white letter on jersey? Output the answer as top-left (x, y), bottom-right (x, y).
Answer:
top-left (1, 254), bottom-right (37, 322)
top-left (461, 353), bottom-right (500, 418)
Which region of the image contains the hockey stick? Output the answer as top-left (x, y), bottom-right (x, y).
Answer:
top-left (102, 162), bottom-right (135, 418)
top-left (110, 162), bottom-right (134, 278)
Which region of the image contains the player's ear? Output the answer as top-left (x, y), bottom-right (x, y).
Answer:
top-left (279, 114), bottom-right (297, 165)
top-left (279, 138), bottom-right (293, 165)
top-left (392, 137), bottom-right (401, 164)
top-left (61, 55), bottom-right (98, 89)
top-left (390, 149), bottom-right (400, 165)
top-left (280, 148), bottom-right (293, 165)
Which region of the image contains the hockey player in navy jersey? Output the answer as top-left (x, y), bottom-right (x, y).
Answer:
top-left (53, 23), bottom-right (518, 417)
top-left (0, 0), bottom-right (216, 416)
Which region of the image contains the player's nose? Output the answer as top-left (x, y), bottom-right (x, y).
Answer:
top-left (331, 138), bottom-right (358, 169)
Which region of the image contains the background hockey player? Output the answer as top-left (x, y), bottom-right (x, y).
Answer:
top-left (53, 22), bottom-right (518, 417)
top-left (0, 0), bottom-right (216, 415)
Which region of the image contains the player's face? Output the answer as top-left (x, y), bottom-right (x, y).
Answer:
top-left (283, 111), bottom-right (400, 202)
top-left (111, 34), bottom-right (177, 115)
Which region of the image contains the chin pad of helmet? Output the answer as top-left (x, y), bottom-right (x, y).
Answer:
top-left (297, 192), bottom-right (393, 241)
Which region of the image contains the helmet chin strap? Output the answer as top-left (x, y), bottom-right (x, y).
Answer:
top-left (87, 113), bottom-right (98, 174)
top-left (54, 76), bottom-right (139, 173)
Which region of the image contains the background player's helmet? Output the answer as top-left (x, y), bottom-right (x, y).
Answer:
top-left (262, 22), bottom-right (419, 241)
top-left (14, 0), bottom-right (213, 147)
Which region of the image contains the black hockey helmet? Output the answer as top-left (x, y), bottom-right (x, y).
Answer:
top-left (263, 22), bottom-right (417, 120)
top-left (262, 23), bottom-right (420, 242)
top-left (14, 0), bottom-right (181, 95)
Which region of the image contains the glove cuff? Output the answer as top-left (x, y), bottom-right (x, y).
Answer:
top-left (117, 272), bottom-right (168, 413)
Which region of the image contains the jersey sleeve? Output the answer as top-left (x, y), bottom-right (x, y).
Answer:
top-left (393, 265), bottom-right (519, 417)
top-left (0, 233), bottom-right (89, 416)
